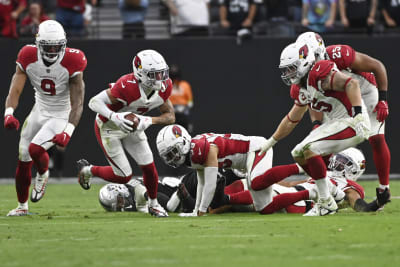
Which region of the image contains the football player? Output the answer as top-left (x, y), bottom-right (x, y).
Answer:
top-left (258, 41), bottom-right (370, 216)
top-left (296, 32), bottom-right (391, 200)
top-left (4, 20), bottom-right (87, 216)
top-left (156, 125), bottom-right (316, 216)
top-left (97, 168), bottom-right (231, 213)
top-left (215, 148), bottom-right (390, 214)
top-left (77, 49), bottom-right (175, 217)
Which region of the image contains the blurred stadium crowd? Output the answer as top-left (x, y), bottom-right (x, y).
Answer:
top-left (0, 0), bottom-right (399, 39)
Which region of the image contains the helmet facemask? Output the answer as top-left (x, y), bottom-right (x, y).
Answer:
top-left (328, 152), bottom-right (365, 181)
top-left (280, 62), bottom-right (300, 86)
top-left (160, 143), bottom-right (187, 168)
top-left (37, 39), bottom-right (66, 63)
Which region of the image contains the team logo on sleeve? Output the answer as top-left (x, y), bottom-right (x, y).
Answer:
top-left (134, 56), bottom-right (142, 69)
top-left (299, 45), bottom-right (309, 59)
top-left (172, 125), bottom-right (182, 138)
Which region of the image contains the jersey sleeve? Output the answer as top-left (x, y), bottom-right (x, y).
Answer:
top-left (61, 48), bottom-right (87, 77)
top-left (326, 45), bottom-right (355, 70)
top-left (346, 180), bottom-right (365, 199)
top-left (16, 45), bottom-right (38, 72)
top-left (290, 84), bottom-right (306, 106)
top-left (190, 136), bottom-right (210, 166)
top-left (109, 76), bottom-right (128, 105)
top-left (308, 60), bottom-right (336, 91)
top-left (158, 79), bottom-right (173, 102)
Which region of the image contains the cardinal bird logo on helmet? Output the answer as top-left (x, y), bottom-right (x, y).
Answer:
top-left (299, 45), bottom-right (309, 59)
top-left (134, 56), bottom-right (142, 69)
top-left (315, 33), bottom-right (323, 46)
top-left (172, 125), bottom-right (182, 138)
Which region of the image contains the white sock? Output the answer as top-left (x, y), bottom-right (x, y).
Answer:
top-left (308, 187), bottom-right (317, 200)
top-left (166, 192), bottom-right (180, 212)
top-left (18, 202), bottom-right (28, 210)
top-left (149, 198), bottom-right (158, 206)
top-left (379, 184), bottom-right (389, 190)
top-left (315, 178), bottom-right (330, 199)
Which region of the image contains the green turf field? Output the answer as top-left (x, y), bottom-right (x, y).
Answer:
top-left (0, 180), bottom-right (399, 267)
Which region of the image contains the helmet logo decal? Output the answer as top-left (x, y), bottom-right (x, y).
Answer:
top-left (134, 56), bottom-right (142, 69)
top-left (172, 125), bottom-right (182, 138)
top-left (315, 33), bottom-right (323, 46)
top-left (299, 45), bottom-right (309, 59)
top-left (360, 160), bottom-right (366, 170)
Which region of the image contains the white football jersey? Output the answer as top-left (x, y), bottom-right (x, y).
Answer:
top-left (16, 45), bottom-right (87, 119)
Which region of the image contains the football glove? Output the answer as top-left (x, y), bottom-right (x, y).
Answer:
top-left (135, 115), bottom-right (152, 131)
top-left (373, 100), bottom-right (389, 122)
top-left (110, 112), bottom-right (133, 133)
top-left (4, 115), bottom-right (20, 130)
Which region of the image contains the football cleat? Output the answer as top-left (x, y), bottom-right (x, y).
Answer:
top-left (376, 187), bottom-right (391, 210)
top-left (148, 203), bottom-right (169, 217)
top-left (7, 207), bottom-right (28, 216)
top-left (77, 159), bottom-right (92, 190)
top-left (303, 195), bottom-right (338, 216)
top-left (31, 170), bottom-right (49, 202)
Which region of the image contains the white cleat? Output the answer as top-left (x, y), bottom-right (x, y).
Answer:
top-left (148, 203), bottom-right (169, 217)
top-left (304, 195), bottom-right (338, 216)
top-left (7, 207), bottom-right (28, 216)
top-left (31, 170), bottom-right (49, 202)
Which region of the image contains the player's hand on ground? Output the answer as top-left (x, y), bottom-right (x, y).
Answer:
top-left (135, 115), bottom-right (152, 131)
top-left (178, 211), bottom-right (198, 217)
top-left (4, 115), bottom-right (20, 130)
top-left (52, 132), bottom-right (71, 147)
top-left (110, 112), bottom-right (133, 133)
top-left (373, 101), bottom-right (389, 122)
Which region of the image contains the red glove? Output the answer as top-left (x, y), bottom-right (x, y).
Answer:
top-left (373, 101), bottom-right (389, 122)
top-left (52, 132), bottom-right (71, 147)
top-left (4, 115), bottom-right (20, 130)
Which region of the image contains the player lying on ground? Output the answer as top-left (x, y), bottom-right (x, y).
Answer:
top-left (97, 169), bottom-right (236, 213)
top-left (156, 124), bottom-right (322, 217)
top-left (77, 50), bottom-right (175, 217)
top-left (4, 20), bottom-right (87, 216)
top-left (258, 41), bottom-right (370, 216)
top-left (296, 31), bottom-right (391, 201)
top-left (211, 148), bottom-right (390, 214)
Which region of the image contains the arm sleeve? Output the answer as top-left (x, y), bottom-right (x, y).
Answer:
top-left (88, 90), bottom-right (113, 118)
top-left (199, 167), bottom-right (218, 213)
top-left (194, 170), bottom-right (205, 213)
top-left (354, 198), bottom-right (380, 212)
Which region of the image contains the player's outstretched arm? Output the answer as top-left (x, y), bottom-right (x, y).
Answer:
top-left (352, 52), bottom-right (389, 122)
top-left (348, 188), bottom-right (381, 212)
top-left (198, 145), bottom-right (219, 216)
top-left (4, 66), bottom-right (27, 130)
top-left (351, 51), bottom-right (388, 93)
top-left (259, 104), bottom-right (308, 155)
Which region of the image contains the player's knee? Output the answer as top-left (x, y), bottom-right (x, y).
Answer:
top-left (28, 143), bottom-right (46, 159)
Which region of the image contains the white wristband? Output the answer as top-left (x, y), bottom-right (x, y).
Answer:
top-left (269, 136), bottom-right (278, 146)
top-left (64, 122), bottom-right (75, 136)
top-left (4, 107), bottom-right (14, 117)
